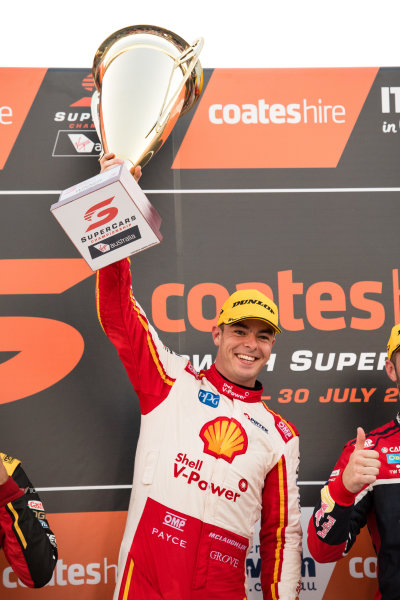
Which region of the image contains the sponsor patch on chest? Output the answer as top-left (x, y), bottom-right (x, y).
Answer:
top-left (198, 389), bottom-right (220, 407)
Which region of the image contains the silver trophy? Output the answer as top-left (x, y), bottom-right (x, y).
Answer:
top-left (51, 25), bottom-right (203, 270)
top-left (91, 24), bottom-right (204, 170)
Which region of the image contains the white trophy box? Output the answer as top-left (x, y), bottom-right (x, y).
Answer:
top-left (50, 163), bottom-right (162, 271)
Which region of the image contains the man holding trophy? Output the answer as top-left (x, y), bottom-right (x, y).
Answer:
top-left (53, 24), bottom-right (302, 600)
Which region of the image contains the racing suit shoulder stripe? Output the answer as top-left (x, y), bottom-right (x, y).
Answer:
top-left (96, 270), bottom-right (105, 334)
top-left (6, 502), bottom-right (27, 549)
top-left (96, 260), bottom-right (183, 413)
top-left (128, 288), bottom-right (174, 388)
top-left (274, 457), bottom-right (288, 598)
top-left (271, 457), bottom-right (286, 599)
top-left (260, 456), bottom-right (290, 599)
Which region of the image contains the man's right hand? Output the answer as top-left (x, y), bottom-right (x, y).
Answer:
top-left (99, 152), bottom-right (142, 183)
top-left (342, 427), bottom-right (381, 494)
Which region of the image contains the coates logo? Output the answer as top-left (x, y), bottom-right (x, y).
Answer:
top-left (162, 511), bottom-right (187, 532)
top-left (84, 197), bottom-right (118, 232)
top-left (0, 68), bottom-right (47, 170)
top-left (172, 67), bottom-right (378, 169)
top-left (54, 73), bottom-right (96, 129)
top-left (199, 417), bottom-right (248, 463)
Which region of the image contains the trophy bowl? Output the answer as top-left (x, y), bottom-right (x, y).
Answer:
top-left (91, 24), bottom-right (204, 169)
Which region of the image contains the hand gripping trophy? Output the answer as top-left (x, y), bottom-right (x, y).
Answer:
top-left (51, 25), bottom-right (203, 270)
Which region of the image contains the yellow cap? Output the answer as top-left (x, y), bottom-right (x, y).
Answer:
top-left (217, 289), bottom-right (281, 333)
top-left (387, 323), bottom-right (400, 359)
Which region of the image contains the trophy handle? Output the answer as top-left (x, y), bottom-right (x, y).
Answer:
top-left (151, 37), bottom-right (204, 136)
top-left (91, 91), bottom-right (101, 140)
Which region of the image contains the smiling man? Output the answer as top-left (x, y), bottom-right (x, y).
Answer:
top-left (96, 154), bottom-right (302, 600)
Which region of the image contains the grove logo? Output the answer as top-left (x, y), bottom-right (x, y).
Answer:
top-left (84, 197), bottom-right (118, 232)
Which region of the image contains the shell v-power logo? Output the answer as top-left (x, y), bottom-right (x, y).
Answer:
top-left (199, 417), bottom-right (248, 463)
top-left (173, 68), bottom-right (378, 169)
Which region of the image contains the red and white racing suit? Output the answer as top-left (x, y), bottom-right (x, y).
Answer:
top-left (0, 453), bottom-right (57, 587)
top-left (97, 259), bottom-right (302, 600)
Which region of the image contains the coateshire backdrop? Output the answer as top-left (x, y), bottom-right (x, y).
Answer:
top-left (1, 2), bottom-right (400, 597)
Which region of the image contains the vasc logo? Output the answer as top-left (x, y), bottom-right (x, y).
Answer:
top-left (0, 258), bottom-right (92, 404)
top-left (84, 197), bottom-right (118, 232)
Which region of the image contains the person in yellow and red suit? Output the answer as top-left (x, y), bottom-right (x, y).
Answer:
top-left (0, 452), bottom-right (57, 587)
top-left (308, 323), bottom-right (400, 600)
top-left (96, 153), bottom-right (302, 600)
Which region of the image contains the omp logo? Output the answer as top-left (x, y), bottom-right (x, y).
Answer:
top-left (0, 68), bottom-right (47, 169)
top-left (68, 133), bottom-right (95, 153)
top-left (84, 198), bottom-right (118, 232)
top-left (277, 420), bottom-right (293, 440)
top-left (199, 417), bottom-right (248, 463)
top-left (0, 259), bottom-right (91, 404)
top-left (173, 68), bottom-right (378, 169)
top-left (163, 511), bottom-right (187, 532)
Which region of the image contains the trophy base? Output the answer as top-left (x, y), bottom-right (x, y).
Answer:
top-left (51, 163), bottom-right (162, 271)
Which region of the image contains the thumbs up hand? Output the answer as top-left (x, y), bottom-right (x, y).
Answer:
top-left (342, 427), bottom-right (381, 494)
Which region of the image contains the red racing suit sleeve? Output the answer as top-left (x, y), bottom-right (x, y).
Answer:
top-left (260, 435), bottom-right (302, 600)
top-left (0, 454), bottom-right (57, 587)
top-left (307, 441), bottom-right (370, 563)
top-left (96, 258), bottom-right (188, 414)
